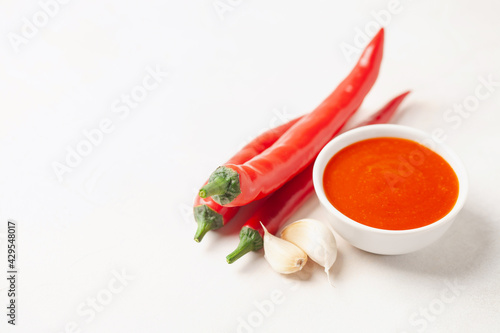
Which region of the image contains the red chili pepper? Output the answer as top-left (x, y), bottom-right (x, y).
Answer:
top-left (194, 116), bottom-right (303, 242)
top-left (200, 29), bottom-right (385, 207)
top-left (226, 90), bottom-right (410, 263)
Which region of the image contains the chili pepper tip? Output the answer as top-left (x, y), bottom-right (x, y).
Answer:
top-left (226, 243), bottom-right (253, 264)
top-left (226, 227), bottom-right (263, 264)
top-left (193, 205), bottom-right (224, 242)
top-left (194, 222), bottom-right (212, 243)
top-left (199, 176), bottom-right (229, 199)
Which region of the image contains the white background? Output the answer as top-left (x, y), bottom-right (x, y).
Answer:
top-left (1, 0), bottom-right (499, 332)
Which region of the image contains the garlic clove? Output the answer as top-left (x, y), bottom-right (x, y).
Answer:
top-left (281, 219), bottom-right (337, 277)
top-left (261, 222), bottom-right (307, 274)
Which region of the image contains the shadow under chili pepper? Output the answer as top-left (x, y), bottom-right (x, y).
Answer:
top-left (232, 249), bottom-right (266, 275)
top-left (216, 199), bottom-right (268, 237)
top-left (199, 200), bottom-right (267, 252)
top-left (356, 206), bottom-right (492, 279)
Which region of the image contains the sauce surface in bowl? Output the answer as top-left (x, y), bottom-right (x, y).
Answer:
top-left (323, 137), bottom-right (459, 230)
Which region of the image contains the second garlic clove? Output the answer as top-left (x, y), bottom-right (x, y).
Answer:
top-left (281, 219), bottom-right (337, 275)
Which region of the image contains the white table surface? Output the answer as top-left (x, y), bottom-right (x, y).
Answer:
top-left (1, 1), bottom-right (499, 332)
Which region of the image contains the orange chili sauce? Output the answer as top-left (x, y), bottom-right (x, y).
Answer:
top-left (323, 137), bottom-right (459, 230)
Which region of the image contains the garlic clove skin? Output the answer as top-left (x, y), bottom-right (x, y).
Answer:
top-left (261, 222), bottom-right (308, 274)
top-left (281, 219), bottom-right (337, 276)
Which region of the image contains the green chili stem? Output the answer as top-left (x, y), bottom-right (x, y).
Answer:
top-left (199, 176), bottom-right (229, 198)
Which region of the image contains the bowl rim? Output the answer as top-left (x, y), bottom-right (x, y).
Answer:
top-left (312, 124), bottom-right (468, 235)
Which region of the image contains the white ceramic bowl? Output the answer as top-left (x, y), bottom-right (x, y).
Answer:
top-left (313, 124), bottom-right (468, 255)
